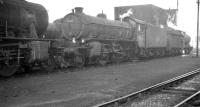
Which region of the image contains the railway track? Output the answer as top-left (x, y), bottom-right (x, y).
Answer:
top-left (94, 68), bottom-right (200, 107)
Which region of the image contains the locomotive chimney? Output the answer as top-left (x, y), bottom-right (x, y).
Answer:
top-left (97, 10), bottom-right (107, 19)
top-left (75, 7), bottom-right (83, 14)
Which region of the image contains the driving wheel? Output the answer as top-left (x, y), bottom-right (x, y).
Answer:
top-left (0, 63), bottom-right (19, 77)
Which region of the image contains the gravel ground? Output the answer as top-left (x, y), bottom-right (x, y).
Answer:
top-left (173, 72), bottom-right (200, 91)
top-left (0, 55), bottom-right (200, 107)
top-left (130, 93), bottom-right (186, 107)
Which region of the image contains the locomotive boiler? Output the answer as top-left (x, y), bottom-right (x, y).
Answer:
top-left (60, 7), bottom-right (132, 41)
top-left (0, 0), bottom-right (48, 38)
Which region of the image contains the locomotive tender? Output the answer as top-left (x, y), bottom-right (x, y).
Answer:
top-left (46, 7), bottom-right (192, 68)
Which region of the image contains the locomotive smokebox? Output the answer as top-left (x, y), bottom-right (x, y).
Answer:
top-left (75, 7), bottom-right (83, 14)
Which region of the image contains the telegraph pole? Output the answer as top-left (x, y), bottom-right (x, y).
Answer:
top-left (177, 0), bottom-right (179, 11)
top-left (176, 0), bottom-right (178, 26)
top-left (197, 0), bottom-right (199, 57)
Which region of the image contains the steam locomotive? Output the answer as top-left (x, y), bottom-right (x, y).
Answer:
top-left (45, 7), bottom-right (192, 67)
top-left (0, 0), bottom-right (54, 76)
top-left (0, 0), bottom-right (192, 77)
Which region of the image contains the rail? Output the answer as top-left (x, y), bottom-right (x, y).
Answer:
top-left (94, 68), bottom-right (200, 107)
top-left (174, 90), bottom-right (200, 107)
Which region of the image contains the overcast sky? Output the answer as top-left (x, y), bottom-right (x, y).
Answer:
top-left (27, 0), bottom-right (197, 46)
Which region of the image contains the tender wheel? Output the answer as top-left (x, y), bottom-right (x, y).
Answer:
top-left (0, 63), bottom-right (19, 77)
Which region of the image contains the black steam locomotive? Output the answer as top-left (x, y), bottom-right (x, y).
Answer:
top-left (0, 0), bottom-right (192, 77)
top-left (0, 0), bottom-right (53, 76)
top-left (46, 7), bottom-right (192, 67)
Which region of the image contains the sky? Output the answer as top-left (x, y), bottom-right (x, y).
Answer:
top-left (27, 0), bottom-right (197, 47)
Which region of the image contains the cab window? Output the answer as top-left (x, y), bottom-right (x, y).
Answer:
top-left (137, 24), bottom-right (145, 32)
